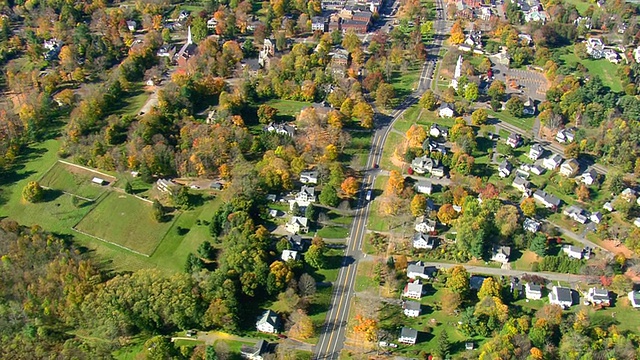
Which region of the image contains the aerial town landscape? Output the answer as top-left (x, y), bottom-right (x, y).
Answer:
top-left (2, 0), bottom-right (640, 359)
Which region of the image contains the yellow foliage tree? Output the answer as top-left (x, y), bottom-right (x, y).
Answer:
top-left (410, 194), bottom-right (427, 217)
top-left (353, 314), bottom-right (377, 342)
top-left (450, 20), bottom-right (465, 44)
top-left (385, 170), bottom-right (405, 196)
top-left (340, 177), bottom-right (359, 198)
top-left (289, 309), bottom-right (314, 340)
top-left (406, 124), bottom-right (427, 149)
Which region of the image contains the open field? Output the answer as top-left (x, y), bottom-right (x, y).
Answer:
top-left (74, 192), bottom-right (176, 256)
top-left (559, 47), bottom-right (623, 92)
top-left (355, 260), bottom-right (378, 292)
top-left (39, 160), bottom-right (116, 200)
top-left (265, 99), bottom-right (312, 117)
top-left (487, 109), bottom-right (535, 132)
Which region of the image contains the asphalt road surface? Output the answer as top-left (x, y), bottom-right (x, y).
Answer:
top-left (312, 1), bottom-right (448, 358)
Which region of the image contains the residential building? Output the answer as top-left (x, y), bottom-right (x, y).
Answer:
top-left (240, 340), bottom-right (270, 360)
top-left (451, 55), bottom-right (463, 89)
top-left (533, 190), bottom-right (561, 210)
top-left (543, 154), bottom-right (563, 170)
top-left (321, 0), bottom-right (346, 10)
top-left (523, 97), bottom-right (536, 115)
top-left (581, 168), bottom-right (598, 186)
top-left (256, 310), bottom-right (280, 333)
top-left (398, 327), bottom-right (418, 345)
top-left (415, 180), bottom-right (433, 194)
top-left (403, 281), bottom-right (424, 299)
top-left (264, 122), bottom-right (295, 137)
top-left (424, 139), bottom-right (448, 155)
top-left (414, 216), bottom-right (436, 233)
top-left (402, 301), bottom-right (422, 317)
top-left (604, 49), bottom-right (620, 63)
top-left (586, 288), bottom-right (610, 306)
top-left (548, 286), bottom-right (573, 309)
top-left (258, 39), bottom-right (275, 68)
top-left (621, 188), bottom-right (637, 202)
top-left (507, 133), bottom-right (523, 148)
top-left (560, 159), bottom-right (580, 177)
top-left (285, 216), bottom-right (309, 234)
top-left (590, 211), bottom-right (603, 224)
top-left (563, 205), bottom-right (588, 224)
top-left (634, 218), bottom-right (640, 228)
top-left (300, 170), bottom-right (319, 184)
top-left (207, 18), bottom-right (217, 30)
top-left (470, 275), bottom-right (486, 291)
top-left (530, 164), bottom-right (545, 175)
top-left (523, 218), bottom-right (540, 233)
top-left (603, 202), bottom-right (614, 212)
top-left (126, 20), bottom-right (137, 32)
top-left (311, 16), bottom-right (328, 32)
top-left (281, 249), bottom-right (300, 262)
top-left (499, 160), bottom-right (513, 178)
top-left (288, 234), bottom-right (308, 251)
top-left (438, 102), bottom-right (455, 118)
top-left (411, 155), bottom-right (439, 175)
top-left (529, 144), bottom-right (544, 160)
top-left (290, 186), bottom-right (316, 208)
top-left (413, 232), bottom-right (435, 250)
top-left (157, 178), bottom-right (179, 193)
top-left (431, 167), bottom-right (445, 178)
top-left (628, 291), bottom-right (640, 308)
top-left (430, 124), bottom-right (449, 138)
top-left (525, 283), bottom-right (543, 300)
top-left (512, 176), bottom-right (531, 193)
top-left (156, 44), bottom-right (175, 58)
top-left (562, 245), bottom-right (583, 260)
top-left (556, 128), bottom-right (575, 143)
top-left (341, 19), bottom-right (369, 33)
top-left (407, 261), bottom-right (436, 280)
top-left (491, 245), bottom-right (511, 264)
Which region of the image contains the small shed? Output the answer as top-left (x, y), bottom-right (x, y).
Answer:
top-left (92, 177), bottom-right (107, 185)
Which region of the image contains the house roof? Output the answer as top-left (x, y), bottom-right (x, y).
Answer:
top-left (531, 144), bottom-right (544, 153)
top-left (470, 275), bottom-right (486, 290)
top-left (554, 286), bottom-right (572, 302)
top-left (300, 185), bottom-right (315, 196)
top-left (533, 190), bottom-right (561, 207)
top-left (589, 288), bottom-right (609, 300)
top-left (439, 102), bottom-right (453, 110)
top-left (526, 283), bottom-right (542, 292)
top-left (403, 300), bottom-right (421, 311)
top-left (257, 310), bottom-right (279, 327)
top-left (583, 168), bottom-right (597, 179)
top-left (513, 176), bottom-right (530, 188)
top-left (547, 153), bottom-right (563, 163)
top-left (564, 245), bottom-right (583, 254)
top-left (499, 160), bottom-right (512, 171)
top-left (562, 158), bottom-right (579, 170)
top-left (400, 327), bottom-right (418, 339)
top-left (288, 216), bottom-right (309, 227)
top-left (406, 282), bottom-right (424, 293)
top-left (493, 245), bottom-right (511, 257)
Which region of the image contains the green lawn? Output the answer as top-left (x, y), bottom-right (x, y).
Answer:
top-left (380, 132), bottom-right (403, 171)
top-left (114, 83), bottom-right (152, 116)
top-left (265, 99), bottom-right (312, 117)
top-left (560, 47), bottom-right (623, 92)
top-left (343, 131), bottom-right (373, 170)
top-left (390, 67), bottom-right (422, 101)
top-left (39, 160), bottom-right (115, 200)
top-left (486, 109), bottom-right (534, 132)
top-left (316, 225), bottom-right (349, 239)
top-left (563, 0), bottom-right (592, 15)
top-left (308, 286), bottom-right (334, 344)
top-left (75, 192), bottom-right (176, 256)
top-left (394, 103), bottom-right (454, 134)
top-left (355, 261), bottom-right (378, 292)
top-left (367, 176), bottom-right (390, 232)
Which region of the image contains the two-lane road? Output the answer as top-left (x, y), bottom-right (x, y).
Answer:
top-left (313, 1), bottom-right (448, 358)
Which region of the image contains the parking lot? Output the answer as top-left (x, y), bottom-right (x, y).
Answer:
top-left (493, 64), bottom-right (549, 101)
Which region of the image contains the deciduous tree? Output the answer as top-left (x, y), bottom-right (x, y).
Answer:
top-left (410, 194), bottom-right (427, 217)
top-left (341, 177), bottom-right (359, 198)
top-left (446, 265), bottom-right (470, 297)
top-left (520, 197), bottom-right (536, 217)
top-left (319, 185), bottom-right (339, 207)
top-left (450, 20), bottom-right (465, 44)
top-left (437, 203), bottom-right (457, 225)
top-left (440, 289), bottom-right (462, 315)
top-left (471, 108), bottom-right (488, 125)
top-left (353, 314), bottom-right (377, 342)
top-left (506, 97), bottom-right (524, 117)
top-left (495, 205), bottom-right (520, 237)
top-left (289, 309), bottom-right (314, 339)
top-left (385, 170), bottom-right (405, 196)
top-left (257, 104), bottom-right (278, 124)
top-left (352, 101), bottom-right (374, 129)
top-left (406, 124), bottom-right (427, 148)
top-left (22, 181), bottom-right (44, 203)
top-left (478, 277), bottom-right (502, 299)
top-left (419, 89), bottom-right (438, 110)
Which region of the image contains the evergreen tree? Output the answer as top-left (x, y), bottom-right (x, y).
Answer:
top-left (436, 329), bottom-right (451, 359)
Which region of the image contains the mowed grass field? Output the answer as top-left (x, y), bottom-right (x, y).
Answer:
top-left (75, 192), bottom-right (175, 256)
top-left (39, 161), bottom-right (115, 200)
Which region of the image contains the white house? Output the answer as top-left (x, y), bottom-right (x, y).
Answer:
top-left (256, 310), bottom-right (280, 333)
top-left (512, 176), bottom-right (530, 193)
top-left (290, 186), bottom-right (316, 209)
top-left (530, 164), bottom-right (545, 175)
top-left (549, 286), bottom-right (573, 309)
top-left (407, 261), bottom-right (436, 280)
top-left (491, 245), bottom-right (511, 264)
top-left (507, 133), bottom-right (523, 148)
top-left (499, 160), bottom-right (513, 178)
top-left (523, 218), bottom-right (540, 233)
top-left (281, 249), bottom-right (300, 262)
top-left (157, 178), bottom-right (179, 193)
top-left (402, 301), bottom-right (421, 317)
top-left (634, 218), bottom-right (640, 228)
top-left (415, 180), bottom-right (433, 195)
top-left (207, 18), bottom-right (218, 30)
top-left (556, 128), bottom-right (574, 143)
top-left (621, 188), bottom-right (637, 202)
top-left (590, 211), bottom-right (603, 224)
top-left (438, 102), bottom-right (455, 118)
top-left (403, 281), bottom-right (424, 299)
top-left (413, 232), bottom-right (435, 250)
top-left (586, 288), bottom-right (610, 306)
top-left (430, 123), bottom-right (449, 138)
top-left (525, 283), bottom-right (543, 300)
top-left (411, 155), bottom-right (439, 175)
top-left (533, 190), bottom-right (561, 210)
top-left (560, 159), bottom-right (580, 177)
top-left (603, 202), bottom-right (614, 212)
top-left (414, 216), bottom-right (436, 233)
top-left (240, 340), bottom-right (269, 360)
top-left (300, 170), bottom-right (319, 184)
top-left (562, 245), bottom-right (583, 260)
top-left (543, 154), bottom-right (564, 170)
top-left (529, 144), bottom-right (544, 160)
top-left (285, 216), bottom-right (309, 234)
top-left (563, 205), bottom-right (588, 224)
top-left (398, 327), bottom-right (418, 345)
top-left (628, 291), bottom-right (640, 308)
top-left (126, 20), bottom-right (137, 32)
top-left (431, 167), bottom-right (445, 177)
top-left (581, 169), bottom-right (598, 186)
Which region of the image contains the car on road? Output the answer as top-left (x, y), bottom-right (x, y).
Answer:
top-left (366, 190), bottom-right (372, 201)
top-left (373, 163), bottom-right (379, 168)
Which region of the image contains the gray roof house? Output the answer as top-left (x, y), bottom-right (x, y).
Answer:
top-left (402, 300), bottom-right (422, 317)
top-left (499, 160), bottom-right (513, 178)
top-left (398, 327), bottom-right (418, 344)
top-left (533, 190), bottom-right (561, 210)
top-left (491, 245), bottom-right (511, 264)
top-left (523, 218), bottom-right (540, 233)
top-left (413, 232), bottom-right (435, 250)
top-left (563, 205), bottom-right (588, 224)
top-left (407, 261), bottom-right (437, 280)
top-left (512, 176), bottom-right (530, 192)
top-left (241, 340), bottom-right (270, 360)
top-left (549, 286), bottom-right (573, 309)
top-left (256, 310), bottom-right (280, 333)
top-left (525, 283), bottom-right (543, 300)
top-left (403, 281), bottom-right (425, 299)
top-left (529, 143), bottom-right (544, 160)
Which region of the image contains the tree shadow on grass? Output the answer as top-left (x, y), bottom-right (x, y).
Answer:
top-left (43, 189), bottom-right (64, 202)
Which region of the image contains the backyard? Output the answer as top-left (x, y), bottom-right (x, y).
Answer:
top-left (559, 46), bottom-right (623, 92)
top-left (39, 160), bottom-right (116, 200)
